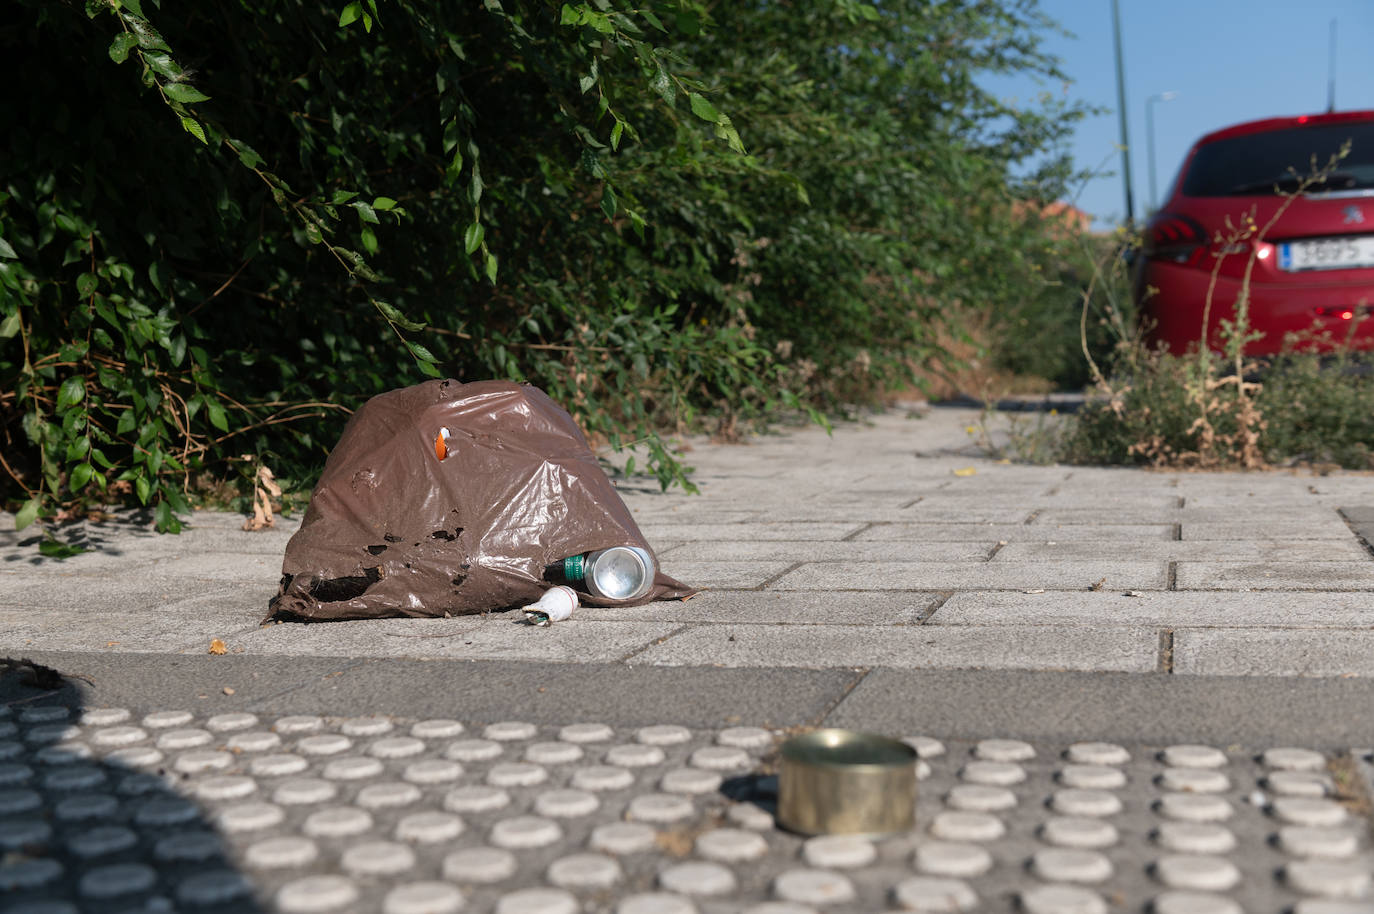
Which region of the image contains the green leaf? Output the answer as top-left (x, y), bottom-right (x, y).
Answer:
top-left (120, 0), bottom-right (146, 18)
top-left (331, 190), bottom-right (358, 204)
top-left (469, 163), bottom-right (483, 206)
top-left (57, 377), bottom-right (85, 410)
top-left (601, 186), bottom-right (617, 220)
top-left (416, 358), bottom-right (441, 378)
top-left (179, 116), bottom-right (207, 144)
top-left (610, 120), bottom-right (624, 150)
top-left (464, 222), bottom-right (484, 255)
top-left (135, 474), bottom-right (151, 505)
top-left (205, 399), bottom-right (228, 432)
top-left (650, 65), bottom-right (674, 105)
top-left (339, 2), bottom-right (362, 27)
top-left (375, 300), bottom-right (426, 332)
top-left (69, 463), bottom-right (93, 491)
top-left (372, 196), bottom-right (397, 211)
top-left (14, 498), bottom-right (40, 531)
top-left (408, 342), bottom-right (439, 363)
top-left (235, 142), bottom-right (264, 168)
top-left (675, 10), bottom-right (700, 35)
top-left (0, 312), bottom-right (19, 339)
top-left (108, 33), bottom-right (139, 64)
top-left (484, 251), bottom-right (498, 283)
top-left (38, 537), bottom-right (87, 560)
top-left (688, 92), bottom-right (721, 123)
top-left (559, 4), bottom-right (581, 26)
top-left (579, 74), bottom-right (596, 94)
top-left (154, 499), bottom-right (180, 534)
top-left (76, 273), bottom-right (98, 299)
top-left (641, 10), bottom-right (666, 31)
top-left (116, 409), bottom-right (136, 435)
top-left (360, 225), bottom-right (378, 255)
top-left (164, 82), bottom-right (210, 104)
top-left (143, 52), bottom-right (179, 79)
top-left (350, 202), bottom-right (379, 224)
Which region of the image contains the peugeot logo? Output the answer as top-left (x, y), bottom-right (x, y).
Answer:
top-left (1343, 205), bottom-right (1365, 225)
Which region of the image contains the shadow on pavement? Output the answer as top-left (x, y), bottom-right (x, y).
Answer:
top-left (1, 659), bottom-right (266, 912)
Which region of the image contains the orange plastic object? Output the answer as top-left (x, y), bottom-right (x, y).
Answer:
top-left (435, 432), bottom-right (447, 461)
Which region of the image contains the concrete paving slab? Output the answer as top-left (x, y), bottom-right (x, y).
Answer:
top-left (250, 659), bottom-right (865, 728)
top-left (635, 521), bottom-right (866, 541)
top-left (932, 590), bottom-right (1374, 627)
top-left (994, 539), bottom-right (1372, 562)
top-left (0, 608), bottom-right (253, 654)
top-left (828, 668), bottom-right (1374, 747)
top-left (771, 560), bottom-right (1167, 591)
top-left (660, 539), bottom-right (995, 563)
top-left (1175, 561), bottom-right (1374, 590)
top-left (896, 505), bottom-right (1037, 523)
top-left (1, 649), bottom-right (368, 711)
top-left (852, 522), bottom-right (1177, 542)
top-left (233, 617), bottom-right (682, 663)
top-left (575, 589), bottom-right (939, 625)
top-left (661, 559), bottom-right (795, 589)
top-left (1034, 506), bottom-right (1342, 525)
top-left (628, 623), bottom-right (1158, 672)
top-left (1174, 629), bottom-right (1374, 676)
top-left (1182, 521), bottom-right (1358, 540)
top-left (0, 573), bottom-right (266, 612)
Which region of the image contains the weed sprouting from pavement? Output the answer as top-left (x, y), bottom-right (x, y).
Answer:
top-left (986, 146), bottom-right (1374, 472)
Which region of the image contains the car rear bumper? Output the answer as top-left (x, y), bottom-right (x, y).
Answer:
top-left (1140, 262), bottom-right (1374, 355)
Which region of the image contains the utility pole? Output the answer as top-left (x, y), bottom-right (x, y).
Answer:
top-left (1111, 0), bottom-right (1134, 226)
top-left (1146, 92), bottom-right (1178, 212)
top-left (1327, 19), bottom-right (1337, 113)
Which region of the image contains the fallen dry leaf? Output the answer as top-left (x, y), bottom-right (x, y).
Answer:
top-left (208, 639), bottom-right (227, 655)
top-left (952, 466), bottom-right (977, 477)
top-left (242, 458), bottom-right (284, 532)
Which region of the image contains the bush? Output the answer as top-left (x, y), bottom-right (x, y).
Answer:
top-left (1, 0), bottom-right (1088, 532)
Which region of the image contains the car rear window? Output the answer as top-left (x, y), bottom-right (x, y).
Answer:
top-left (1182, 121), bottom-right (1374, 197)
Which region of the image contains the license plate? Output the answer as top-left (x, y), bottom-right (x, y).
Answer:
top-left (1278, 236), bottom-right (1374, 271)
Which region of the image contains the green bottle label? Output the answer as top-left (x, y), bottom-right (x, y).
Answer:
top-left (563, 554), bottom-right (586, 582)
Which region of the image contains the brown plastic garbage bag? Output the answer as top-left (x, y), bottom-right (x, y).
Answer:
top-left (268, 379), bottom-right (695, 621)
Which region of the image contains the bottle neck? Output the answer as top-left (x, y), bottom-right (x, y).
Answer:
top-left (563, 554), bottom-right (587, 582)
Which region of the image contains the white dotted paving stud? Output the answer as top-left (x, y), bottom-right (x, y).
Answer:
top-left (384, 881), bottom-right (465, 914)
top-left (892, 876), bottom-right (978, 912)
top-left (9, 707), bottom-right (1372, 914)
top-left (660, 861), bottom-right (738, 896)
top-left (772, 869), bottom-right (856, 906)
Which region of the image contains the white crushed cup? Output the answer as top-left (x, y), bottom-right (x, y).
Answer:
top-left (523, 585), bottom-right (578, 626)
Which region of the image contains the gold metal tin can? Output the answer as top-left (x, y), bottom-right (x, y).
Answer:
top-left (777, 728), bottom-right (917, 836)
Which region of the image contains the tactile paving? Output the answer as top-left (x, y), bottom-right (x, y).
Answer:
top-left (1, 705), bottom-right (1370, 913)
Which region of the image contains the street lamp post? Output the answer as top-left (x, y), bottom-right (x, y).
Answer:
top-left (1146, 91), bottom-right (1178, 213)
top-left (1110, 0), bottom-right (1134, 225)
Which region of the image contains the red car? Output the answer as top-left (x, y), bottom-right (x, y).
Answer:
top-left (1137, 110), bottom-right (1374, 356)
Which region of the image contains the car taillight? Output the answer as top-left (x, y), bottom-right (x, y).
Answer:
top-left (1144, 213), bottom-right (1208, 266)
top-left (1315, 305), bottom-right (1371, 321)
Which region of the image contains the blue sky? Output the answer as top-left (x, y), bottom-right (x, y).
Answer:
top-left (982, 0), bottom-right (1374, 228)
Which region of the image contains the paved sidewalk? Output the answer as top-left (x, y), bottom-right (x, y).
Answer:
top-left (2, 404), bottom-right (1374, 913)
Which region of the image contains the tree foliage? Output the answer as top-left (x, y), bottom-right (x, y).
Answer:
top-left (1, 0), bottom-right (1087, 531)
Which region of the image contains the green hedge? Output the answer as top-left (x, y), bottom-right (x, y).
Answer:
top-left (1, 0), bottom-right (1087, 530)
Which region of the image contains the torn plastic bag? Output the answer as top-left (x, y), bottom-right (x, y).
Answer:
top-left (268, 379), bottom-right (695, 621)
